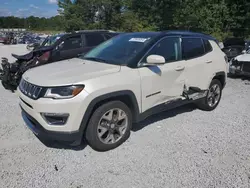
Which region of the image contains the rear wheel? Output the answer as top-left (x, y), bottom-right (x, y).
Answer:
top-left (85, 101), bottom-right (132, 152)
top-left (195, 79), bottom-right (222, 111)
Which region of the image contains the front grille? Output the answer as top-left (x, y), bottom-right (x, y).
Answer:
top-left (19, 78), bottom-right (43, 99)
top-left (242, 62), bottom-right (250, 73)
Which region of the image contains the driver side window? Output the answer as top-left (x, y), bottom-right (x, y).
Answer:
top-left (144, 37), bottom-right (181, 63)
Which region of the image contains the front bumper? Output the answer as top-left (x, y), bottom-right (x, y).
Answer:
top-left (21, 106), bottom-right (82, 144)
top-left (18, 86), bottom-right (91, 145)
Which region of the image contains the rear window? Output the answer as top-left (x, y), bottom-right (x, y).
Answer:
top-left (182, 38), bottom-right (205, 59)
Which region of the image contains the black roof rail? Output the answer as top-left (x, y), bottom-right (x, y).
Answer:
top-left (74, 30), bottom-right (116, 33)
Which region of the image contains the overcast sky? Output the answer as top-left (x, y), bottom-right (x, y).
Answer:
top-left (0, 0), bottom-right (59, 18)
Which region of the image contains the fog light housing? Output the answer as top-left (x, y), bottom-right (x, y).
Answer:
top-left (41, 113), bottom-right (69, 125)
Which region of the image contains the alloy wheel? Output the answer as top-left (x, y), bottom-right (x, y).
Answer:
top-left (207, 83), bottom-right (221, 107)
top-left (97, 108), bottom-right (128, 144)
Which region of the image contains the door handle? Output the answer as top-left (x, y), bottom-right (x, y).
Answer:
top-left (206, 60), bottom-right (212, 64)
top-left (175, 66), bottom-right (185, 71)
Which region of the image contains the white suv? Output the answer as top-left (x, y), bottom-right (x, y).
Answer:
top-left (17, 31), bottom-right (227, 151)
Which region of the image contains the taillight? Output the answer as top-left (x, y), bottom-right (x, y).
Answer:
top-left (39, 51), bottom-right (50, 62)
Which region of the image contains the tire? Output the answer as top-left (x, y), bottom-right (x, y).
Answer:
top-left (195, 79), bottom-right (222, 111)
top-left (85, 101), bottom-right (132, 152)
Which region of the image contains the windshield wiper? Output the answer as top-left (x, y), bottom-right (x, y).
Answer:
top-left (82, 57), bottom-right (109, 63)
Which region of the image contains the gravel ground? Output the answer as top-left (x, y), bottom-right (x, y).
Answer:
top-left (1, 45), bottom-right (250, 188)
top-left (0, 44), bottom-right (29, 62)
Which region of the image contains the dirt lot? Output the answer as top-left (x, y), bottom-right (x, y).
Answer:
top-left (0, 45), bottom-right (250, 188)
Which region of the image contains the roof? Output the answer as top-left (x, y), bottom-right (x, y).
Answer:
top-left (163, 30), bottom-right (217, 41)
top-left (74, 30), bottom-right (118, 33)
top-left (122, 30), bottom-right (218, 42)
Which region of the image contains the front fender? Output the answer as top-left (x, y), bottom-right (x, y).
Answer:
top-left (78, 90), bottom-right (140, 135)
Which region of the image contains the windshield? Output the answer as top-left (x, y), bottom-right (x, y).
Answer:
top-left (41, 34), bottom-right (64, 47)
top-left (81, 33), bottom-right (156, 65)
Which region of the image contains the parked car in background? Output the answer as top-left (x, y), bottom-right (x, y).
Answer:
top-left (222, 37), bottom-right (247, 61)
top-left (0, 33), bottom-right (7, 43)
top-left (245, 40), bottom-right (250, 51)
top-left (18, 31), bottom-right (227, 151)
top-left (3, 32), bottom-right (17, 44)
top-left (0, 30), bottom-right (121, 91)
top-left (228, 49), bottom-right (250, 77)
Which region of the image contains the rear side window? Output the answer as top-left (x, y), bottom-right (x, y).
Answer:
top-left (182, 38), bottom-right (205, 59)
top-left (203, 39), bottom-right (212, 53)
top-left (60, 35), bottom-right (82, 50)
top-left (85, 33), bottom-right (106, 47)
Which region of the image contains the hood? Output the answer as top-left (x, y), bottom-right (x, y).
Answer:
top-left (23, 58), bottom-right (121, 86)
top-left (223, 38), bottom-right (245, 47)
top-left (234, 53), bottom-right (250, 62)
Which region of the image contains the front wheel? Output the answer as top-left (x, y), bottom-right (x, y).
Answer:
top-left (195, 79), bottom-right (222, 111)
top-left (85, 101), bottom-right (132, 152)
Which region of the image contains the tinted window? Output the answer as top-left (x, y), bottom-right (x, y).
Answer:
top-left (203, 39), bottom-right (212, 53)
top-left (60, 35), bottom-right (82, 50)
top-left (145, 37), bottom-right (181, 63)
top-left (182, 38), bottom-right (205, 59)
top-left (82, 33), bottom-right (155, 65)
top-left (103, 34), bottom-right (112, 40)
top-left (42, 34), bottom-right (64, 47)
top-left (86, 33), bottom-right (105, 47)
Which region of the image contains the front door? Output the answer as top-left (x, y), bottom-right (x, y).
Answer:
top-left (138, 36), bottom-right (186, 112)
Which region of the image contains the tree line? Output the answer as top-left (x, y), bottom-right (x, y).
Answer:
top-left (0, 16), bottom-right (64, 32)
top-left (0, 0), bottom-right (249, 40)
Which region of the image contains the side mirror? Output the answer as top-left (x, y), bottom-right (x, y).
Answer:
top-left (145, 55), bottom-right (165, 65)
top-left (242, 50), bottom-right (247, 54)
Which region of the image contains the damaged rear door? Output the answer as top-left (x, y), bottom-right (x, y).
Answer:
top-left (181, 37), bottom-right (213, 91)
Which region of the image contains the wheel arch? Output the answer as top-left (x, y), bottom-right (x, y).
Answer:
top-left (79, 90), bottom-right (140, 135)
top-left (213, 71), bottom-right (226, 88)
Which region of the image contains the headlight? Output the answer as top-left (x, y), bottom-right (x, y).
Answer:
top-left (44, 85), bottom-right (84, 99)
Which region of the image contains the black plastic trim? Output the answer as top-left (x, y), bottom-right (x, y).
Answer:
top-left (138, 98), bottom-right (195, 122)
top-left (215, 71), bottom-right (226, 88)
top-left (215, 71), bottom-right (226, 77)
top-left (146, 91), bottom-right (161, 98)
top-left (20, 97), bottom-right (33, 109)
